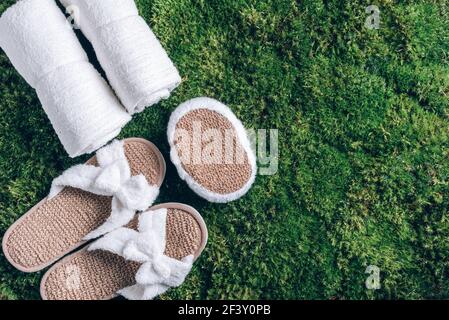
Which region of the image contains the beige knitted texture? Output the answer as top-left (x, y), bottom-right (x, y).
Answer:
top-left (5, 140), bottom-right (163, 270)
top-left (42, 208), bottom-right (202, 300)
top-left (174, 109), bottom-right (252, 194)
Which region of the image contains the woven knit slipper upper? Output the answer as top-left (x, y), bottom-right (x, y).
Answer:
top-left (168, 97), bottom-right (257, 203)
top-left (40, 203), bottom-right (207, 300)
top-left (2, 138), bottom-right (165, 273)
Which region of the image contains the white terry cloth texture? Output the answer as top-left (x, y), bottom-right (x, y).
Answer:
top-left (0, 0), bottom-right (131, 158)
top-left (59, 0), bottom-right (182, 115)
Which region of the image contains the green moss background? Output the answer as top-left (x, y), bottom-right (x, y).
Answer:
top-left (0, 0), bottom-right (448, 299)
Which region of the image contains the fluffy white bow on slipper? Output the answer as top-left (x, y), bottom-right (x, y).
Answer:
top-left (89, 208), bottom-right (194, 300)
top-left (49, 140), bottom-right (159, 240)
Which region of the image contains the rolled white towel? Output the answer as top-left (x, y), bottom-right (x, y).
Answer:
top-left (59, 0), bottom-right (182, 115)
top-left (0, 0), bottom-right (131, 157)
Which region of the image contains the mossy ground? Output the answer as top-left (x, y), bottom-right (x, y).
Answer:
top-left (0, 0), bottom-right (448, 299)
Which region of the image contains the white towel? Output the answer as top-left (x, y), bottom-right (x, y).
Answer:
top-left (0, 0), bottom-right (131, 157)
top-left (59, 0), bottom-right (182, 115)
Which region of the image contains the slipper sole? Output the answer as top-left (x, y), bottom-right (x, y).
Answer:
top-left (167, 97), bottom-right (257, 203)
top-left (40, 203), bottom-right (208, 300)
top-left (2, 138), bottom-right (166, 272)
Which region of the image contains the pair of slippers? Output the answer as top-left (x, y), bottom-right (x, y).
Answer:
top-left (2, 98), bottom-right (256, 300)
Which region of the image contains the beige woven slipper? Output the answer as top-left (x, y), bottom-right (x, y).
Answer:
top-left (2, 138), bottom-right (165, 273)
top-left (168, 97), bottom-right (257, 203)
top-left (40, 203), bottom-right (208, 300)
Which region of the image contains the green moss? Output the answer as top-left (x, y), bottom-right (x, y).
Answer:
top-left (0, 0), bottom-right (448, 299)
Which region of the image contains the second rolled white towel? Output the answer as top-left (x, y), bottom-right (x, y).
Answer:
top-left (0, 0), bottom-right (131, 157)
top-left (60, 0), bottom-right (182, 114)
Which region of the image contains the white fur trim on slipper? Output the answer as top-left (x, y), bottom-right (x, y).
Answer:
top-left (167, 97), bottom-right (257, 203)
